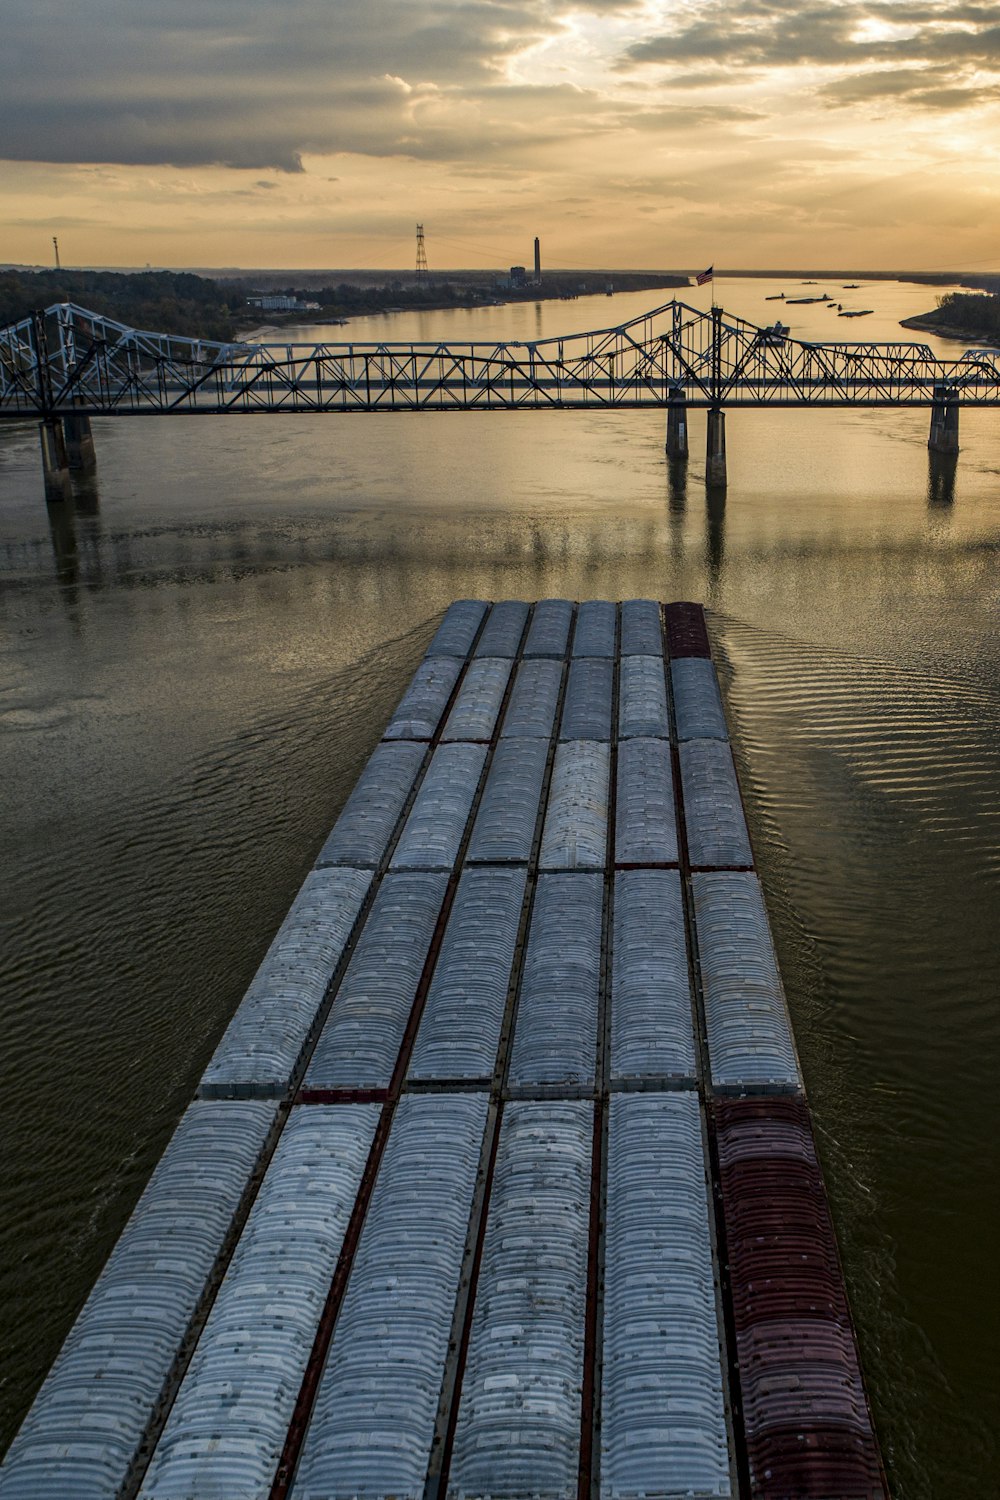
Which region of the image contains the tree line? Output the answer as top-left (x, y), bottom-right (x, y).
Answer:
top-left (0, 269), bottom-right (244, 340)
top-left (930, 291), bottom-right (1000, 337)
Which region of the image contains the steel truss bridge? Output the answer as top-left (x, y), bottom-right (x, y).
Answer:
top-left (3, 299), bottom-right (1000, 420)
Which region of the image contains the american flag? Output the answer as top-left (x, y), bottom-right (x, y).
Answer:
top-left (695, 265), bottom-right (714, 286)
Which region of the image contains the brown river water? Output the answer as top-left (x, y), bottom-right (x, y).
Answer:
top-left (0, 278), bottom-right (997, 1495)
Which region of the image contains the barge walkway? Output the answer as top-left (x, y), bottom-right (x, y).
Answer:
top-left (0, 599), bottom-right (889, 1500)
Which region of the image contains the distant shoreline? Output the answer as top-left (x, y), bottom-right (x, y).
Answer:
top-left (233, 274), bottom-right (690, 337)
top-left (5, 262), bottom-right (996, 280)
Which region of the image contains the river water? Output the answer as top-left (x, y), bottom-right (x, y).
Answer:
top-left (1, 277), bottom-right (997, 1495)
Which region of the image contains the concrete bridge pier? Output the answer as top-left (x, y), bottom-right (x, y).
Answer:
top-left (64, 411), bottom-right (97, 472)
top-left (928, 384), bottom-right (959, 455)
top-left (39, 419), bottom-right (72, 502)
top-left (928, 450), bottom-right (958, 507)
top-left (665, 386), bottom-right (689, 460)
top-left (706, 408), bottom-right (727, 487)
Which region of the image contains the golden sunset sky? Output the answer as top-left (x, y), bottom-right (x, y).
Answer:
top-left (3, 0), bottom-right (999, 271)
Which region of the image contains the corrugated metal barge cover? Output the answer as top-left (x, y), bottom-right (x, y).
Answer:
top-left (390, 742), bottom-right (487, 870)
top-left (522, 597), bottom-right (574, 658)
top-left (467, 736), bottom-right (549, 864)
top-left (138, 1105), bottom-right (380, 1500)
top-left (560, 656), bottom-right (614, 742)
top-left (448, 1100), bottom-right (592, 1499)
top-left (0, 1101), bottom-right (277, 1500)
top-left (474, 599), bottom-right (530, 658)
top-left (602, 1093), bottom-right (732, 1497)
top-left (664, 600), bottom-right (712, 658)
top-left (672, 656), bottom-right (729, 742)
top-left (408, 864), bottom-right (527, 1081)
top-left (742, 1425), bottom-right (887, 1500)
top-left (717, 1101), bottom-right (858, 1330)
top-left (714, 1098), bottom-right (887, 1500)
top-left (508, 872), bottom-right (603, 1087)
top-left (7, 598), bottom-right (892, 1500)
top-left (611, 870), bottom-right (696, 1080)
top-left (199, 867), bottom-right (373, 1099)
top-left (692, 872), bottom-right (802, 1092)
top-left (382, 656), bottom-right (463, 741)
top-left (539, 740), bottom-right (610, 869)
top-left (618, 653), bottom-right (670, 739)
top-left (424, 598), bottom-right (489, 658)
top-left (619, 597), bottom-right (663, 656)
top-left (572, 598), bottom-right (617, 657)
top-left (291, 1094), bottom-right (489, 1500)
top-left (314, 741), bottom-right (426, 869)
top-left (614, 737), bottom-right (678, 866)
top-left (302, 871), bottom-right (447, 1091)
top-left (680, 738), bottom-right (754, 869)
top-left (739, 1318), bottom-right (874, 1429)
top-left (441, 657), bottom-right (513, 742)
top-left (501, 657), bottom-right (563, 739)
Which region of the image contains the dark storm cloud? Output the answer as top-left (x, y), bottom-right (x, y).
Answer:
top-left (0, 0), bottom-right (630, 170)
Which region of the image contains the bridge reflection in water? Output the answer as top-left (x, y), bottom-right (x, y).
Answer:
top-left (1, 299), bottom-right (993, 497)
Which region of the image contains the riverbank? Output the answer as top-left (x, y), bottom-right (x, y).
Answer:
top-left (899, 315), bottom-right (981, 342)
top-left (900, 291), bottom-right (1000, 345)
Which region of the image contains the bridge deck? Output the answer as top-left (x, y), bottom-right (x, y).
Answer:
top-left (0, 600), bottom-right (888, 1500)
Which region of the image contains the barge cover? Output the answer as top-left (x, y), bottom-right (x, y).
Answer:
top-left (0, 600), bottom-right (889, 1500)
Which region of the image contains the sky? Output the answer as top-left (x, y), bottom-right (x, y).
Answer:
top-left (2, 0), bottom-right (1000, 272)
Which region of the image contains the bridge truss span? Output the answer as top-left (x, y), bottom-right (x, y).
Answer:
top-left (3, 299), bottom-right (1000, 421)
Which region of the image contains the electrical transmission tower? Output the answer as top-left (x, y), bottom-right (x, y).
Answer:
top-left (415, 223), bottom-right (428, 282)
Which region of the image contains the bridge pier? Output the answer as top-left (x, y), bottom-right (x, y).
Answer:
top-left (64, 411), bottom-right (97, 472)
top-left (39, 419), bottom-right (72, 502)
top-left (665, 387), bottom-right (689, 460)
top-left (928, 384), bottom-right (959, 455)
top-left (928, 450), bottom-right (957, 507)
top-left (706, 408), bottom-right (727, 487)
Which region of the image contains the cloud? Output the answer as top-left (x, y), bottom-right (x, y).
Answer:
top-left (623, 0), bottom-right (1000, 84)
top-left (627, 104), bottom-right (766, 128)
top-left (648, 69), bottom-right (758, 89)
top-left (0, 0), bottom-right (775, 174)
top-left (8, 215), bottom-right (106, 229)
top-left (11, 0), bottom-right (992, 183)
top-left (0, 0), bottom-right (704, 172)
top-left (0, 0), bottom-right (572, 169)
top-left (819, 62), bottom-right (1000, 106)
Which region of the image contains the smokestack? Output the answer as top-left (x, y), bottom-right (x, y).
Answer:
top-left (534, 236), bottom-right (541, 285)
